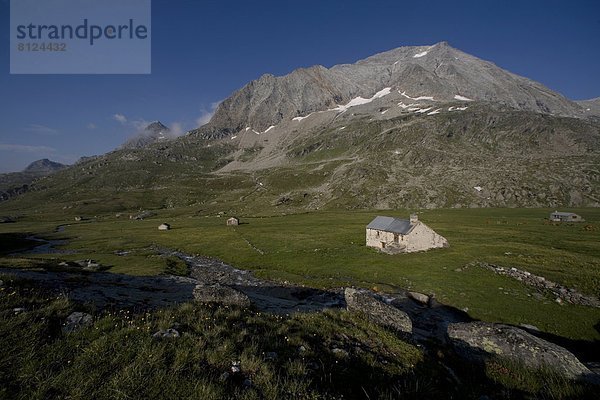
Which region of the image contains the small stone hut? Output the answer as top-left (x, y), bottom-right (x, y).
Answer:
top-left (158, 223), bottom-right (171, 231)
top-left (549, 211), bottom-right (584, 222)
top-left (366, 214), bottom-right (448, 254)
top-left (227, 217), bottom-right (239, 226)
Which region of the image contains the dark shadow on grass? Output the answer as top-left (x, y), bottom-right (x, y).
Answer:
top-left (0, 267), bottom-right (197, 311)
top-left (233, 284), bottom-right (345, 313)
top-left (518, 324), bottom-right (600, 363)
top-left (0, 232), bottom-right (40, 255)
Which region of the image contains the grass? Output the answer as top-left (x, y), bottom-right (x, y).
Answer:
top-left (0, 276), bottom-right (596, 399)
top-left (0, 207), bottom-right (599, 343)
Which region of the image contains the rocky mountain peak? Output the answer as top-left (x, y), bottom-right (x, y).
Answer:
top-left (189, 42), bottom-right (587, 140)
top-left (121, 121), bottom-right (172, 149)
top-left (145, 121), bottom-right (169, 134)
top-left (23, 159), bottom-right (67, 173)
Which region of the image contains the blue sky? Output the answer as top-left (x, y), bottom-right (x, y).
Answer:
top-left (1, 0), bottom-right (599, 172)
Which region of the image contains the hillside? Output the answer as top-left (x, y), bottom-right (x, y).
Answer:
top-left (0, 159), bottom-right (67, 202)
top-left (0, 43), bottom-right (599, 216)
top-left (2, 103), bottom-right (598, 217)
top-left (577, 97), bottom-right (600, 118)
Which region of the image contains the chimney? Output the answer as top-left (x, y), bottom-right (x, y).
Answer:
top-left (410, 214), bottom-right (418, 224)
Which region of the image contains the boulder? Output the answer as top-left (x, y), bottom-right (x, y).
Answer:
top-left (344, 288), bottom-right (412, 334)
top-left (130, 210), bottom-right (155, 220)
top-left (152, 328), bottom-right (180, 339)
top-left (230, 361), bottom-right (241, 373)
top-left (75, 259), bottom-right (101, 271)
top-left (63, 311), bottom-right (93, 333)
top-left (408, 291), bottom-right (430, 305)
top-left (193, 284), bottom-right (251, 306)
top-left (447, 321), bottom-right (591, 380)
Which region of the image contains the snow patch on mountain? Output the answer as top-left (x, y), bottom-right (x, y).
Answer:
top-left (400, 91), bottom-right (435, 101)
top-left (398, 102), bottom-right (422, 109)
top-left (413, 51), bottom-right (429, 58)
top-left (331, 87), bottom-right (392, 112)
top-left (454, 95), bottom-right (473, 101)
top-left (416, 107), bottom-right (433, 114)
top-left (292, 113), bottom-right (313, 122)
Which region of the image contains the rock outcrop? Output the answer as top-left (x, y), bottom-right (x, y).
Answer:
top-left (476, 262), bottom-right (600, 307)
top-left (63, 311), bottom-right (93, 333)
top-left (152, 328), bottom-right (180, 339)
top-left (193, 284), bottom-right (251, 306)
top-left (344, 288), bottom-right (412, 334)
top-left (447, 321), bottom-right (592, 380)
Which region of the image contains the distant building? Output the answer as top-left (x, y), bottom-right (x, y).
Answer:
top-left (366, 214), bottom-right (448, 254)
top-left (158, 223), bottom-right (171, 231)
top-left (549, 211), bottom-right (584, 222)
top-left (227, 217), bottom-right (239, 226)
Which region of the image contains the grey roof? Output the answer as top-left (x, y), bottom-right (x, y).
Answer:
top-left (367, 216), bottom-right (414, 234)
top-left (551, 211), bottom-right (579, 217)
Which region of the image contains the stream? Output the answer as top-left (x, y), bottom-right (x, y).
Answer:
top-left (2, 227), bottom-right (470, 342)
top-left (1, 245), bottom-right (470, 344)
top-left (16, 235), bottom-right (77, 255)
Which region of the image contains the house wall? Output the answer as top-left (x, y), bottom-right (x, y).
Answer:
top-left (550, 213), bottom-right (584, 222)
top-left (404, 222), bottom-right (448, 252)
top-left (366, 229), bottom-right (400, 249)
top-left (366, 222), bottom-right (448, 253)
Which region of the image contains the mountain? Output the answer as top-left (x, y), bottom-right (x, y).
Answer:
top-left (191, 41), bottom-right (586, 139)
top-left (577, 97), bottom-right (600, 118)
top-left (1, 43), bottom-right (599, 213)
top-left (23, 159), bottom-right (67, 174)
top-left (0, 159), bottom-right (67, 202)
top-left (121, 121), bottom-right (173, 149)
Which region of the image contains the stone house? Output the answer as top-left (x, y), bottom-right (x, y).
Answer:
top-left (158, 223), bottom-right (171, 231)
top-left (549, 211), bottom-right (584, 222)
top-left (227, 217), bottom-right (239, 226)
top-left (366, 214), bottom-right (448, 254)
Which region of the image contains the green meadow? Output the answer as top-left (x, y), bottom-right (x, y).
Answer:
top-left (1, 207), bottom-right (599, 341)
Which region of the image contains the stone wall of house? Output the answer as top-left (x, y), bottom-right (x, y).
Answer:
top-left (367, 223), bottom-right (448, 253)
top-left (366, 229), bottom-right (399, 249)
top-left (404, 222), bottom-right (449, 252)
